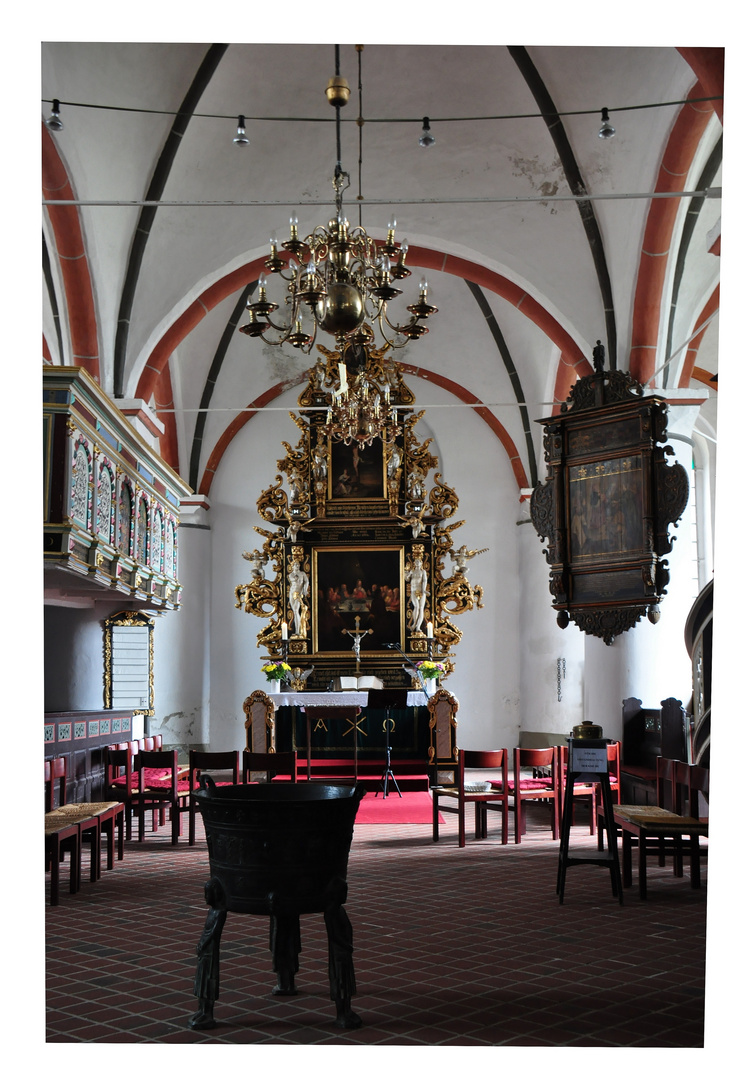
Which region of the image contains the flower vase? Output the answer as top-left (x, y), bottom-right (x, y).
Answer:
top-left (268, 679), bottom-right (281, 695)
top-left (425, 678), bottom-right (437, 697)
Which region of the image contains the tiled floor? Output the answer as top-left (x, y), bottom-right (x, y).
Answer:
top-left (45, 800), bottom-right (708, 1049)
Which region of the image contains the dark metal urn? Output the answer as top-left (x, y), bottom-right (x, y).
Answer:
top-left (189, 778), bottom-right (365, 1032)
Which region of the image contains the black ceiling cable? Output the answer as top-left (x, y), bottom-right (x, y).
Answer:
top-left (40, 96), bottom-right (722, 126)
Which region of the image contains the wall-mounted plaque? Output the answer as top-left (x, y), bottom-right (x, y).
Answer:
top-left (530, 347), bottom-right (689, 644)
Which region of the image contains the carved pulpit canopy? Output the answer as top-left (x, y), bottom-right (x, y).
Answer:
top-left (530, 344), bottom-right (689, 645)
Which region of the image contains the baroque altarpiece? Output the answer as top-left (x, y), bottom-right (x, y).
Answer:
top-left (235, 345), bottom-right (486, 691)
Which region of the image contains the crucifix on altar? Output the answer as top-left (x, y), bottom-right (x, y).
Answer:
top-left (342, 615), bottom-right (373, 673)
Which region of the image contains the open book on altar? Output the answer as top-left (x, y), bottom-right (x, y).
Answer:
top-left (333, 675), bottom-right (384, 691)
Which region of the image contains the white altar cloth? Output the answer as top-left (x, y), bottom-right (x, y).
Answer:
top-left (269, 691), bottom-right (427, 708)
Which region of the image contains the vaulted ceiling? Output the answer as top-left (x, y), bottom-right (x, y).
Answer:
top-left (42, 43), bottom-right (723, 497)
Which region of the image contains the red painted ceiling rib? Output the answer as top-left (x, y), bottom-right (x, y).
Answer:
top-left (630, 72), bottom-right (720, 386)
top-left (42, 124), bottom-right (99, 379)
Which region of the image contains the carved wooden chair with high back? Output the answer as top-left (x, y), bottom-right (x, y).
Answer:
top-left (432, 748), bottom-right (509, 846)
top-left (243, 689), bottom-right (276, 756)
top-left (427, 688), bottom-right (460, 789)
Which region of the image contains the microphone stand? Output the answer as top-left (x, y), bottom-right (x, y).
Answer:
top-left (383, 642), bottom-right (428, 694)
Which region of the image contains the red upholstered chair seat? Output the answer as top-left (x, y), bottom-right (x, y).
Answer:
top-left (109, 768), bottom-right (190, 791)
top-left (503, 777), bottom-right (555, 791)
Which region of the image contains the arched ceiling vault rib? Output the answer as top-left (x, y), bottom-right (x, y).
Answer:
top-left (113, 44), bottom-right (229, 399)
top-left (629, 83), bottom-right (717, 385)
top-left (678, 285), bottom-right (720, 389)
top-left (677, 49), bottom-right (724, 123)
top-left (41, 124), bottom-right (99, 377)
top-left (507, 45), bottom-right (617, 370)
top-left (663, 136), bottom-right (722, 387)
top-left (137, 249), bottom-right (589, 489)
top-left (153, 364), bottom-right (179, 472)
top-left (187, 283), bottom-right (254, 492)
top-left (464, 279), bottom-right (538, 487)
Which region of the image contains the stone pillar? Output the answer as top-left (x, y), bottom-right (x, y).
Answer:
top-left (153, 496), bottom-right (212, 749)
top-left (518, 494), bottom-right (585, 740)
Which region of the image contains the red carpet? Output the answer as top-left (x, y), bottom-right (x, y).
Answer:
top-left (355, 790), bottom-right (441, 824)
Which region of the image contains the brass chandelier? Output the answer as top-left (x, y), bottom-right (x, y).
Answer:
top-left (238, 47), bottom-right (437, 447)
top-left (322, 353), bottom-right (400, 448)
top-left (237, 172), bottom-right (437, 353)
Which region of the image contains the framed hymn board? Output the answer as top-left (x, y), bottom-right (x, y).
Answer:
top-left (530, 356), bottom-right (689, 644)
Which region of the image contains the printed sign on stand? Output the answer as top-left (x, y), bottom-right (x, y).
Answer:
top-left (569, 743), bottom-right (608, 775)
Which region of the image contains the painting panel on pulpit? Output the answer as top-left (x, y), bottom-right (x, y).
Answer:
top-left (567, 454), bottom-right (644, 561)
top-left (313, 545), bottom-right (404, 653)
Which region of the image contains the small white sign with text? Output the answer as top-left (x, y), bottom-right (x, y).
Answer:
top-left (569, 744), bottom-right (608, 774)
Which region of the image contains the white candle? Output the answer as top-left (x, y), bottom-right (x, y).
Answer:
top-left (427, 622), bottom-right (433, 638)
top-left (338, 362), bottom-right (348, 394)
top-left (281, 622), bottom-right (288, 640)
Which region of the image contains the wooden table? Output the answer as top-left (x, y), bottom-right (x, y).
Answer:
top-left (612, 804), bottom-right (708, 899)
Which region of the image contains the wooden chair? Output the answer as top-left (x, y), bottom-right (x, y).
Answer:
top-left (673, 760), bottom-right (709, 875)
top-left (432, 748), bottom-right (509, 846)
top-left (131, 749), bottom-right (191, 844)
top-left (609, 759), bottom-right (709, 899)
top-left (597, 753), bottom-right (676, 861)
top-left (508, 747), bottom-right (560, 843)
top-left (594, 741), bottom-right (622, 820)
top-left (45, 814), bottom-right (80, 905)
top-left (105, 742), bottom-right (142, 840)
top-left (242, 750), bottom-right (298, 784)
top-left (44, 757), bottom-right (101, 881)
top-left (243, 690), bottom-right (276, 754)
top-left (45, 756), bottom-right (125, 882)
top-left (188, 750), bottom-right (241, 845)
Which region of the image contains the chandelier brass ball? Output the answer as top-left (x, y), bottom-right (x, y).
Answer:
top-left (316, 282), bottom-right (365, 335)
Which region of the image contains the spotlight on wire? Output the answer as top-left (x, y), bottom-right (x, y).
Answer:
top-left (419, 116), bottom-right (435, 148)
top-left (598, 107), bottom-right (615, 140)
top-left (233, 115), bottom-right (249, 147)
top-left (45, 99), bottom-right (63, 132)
